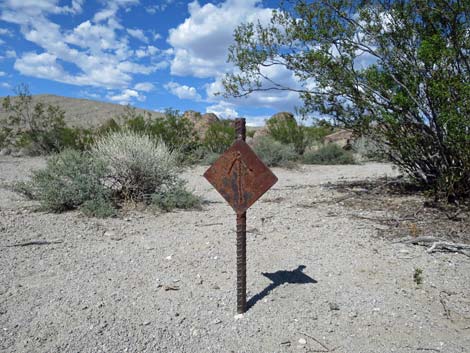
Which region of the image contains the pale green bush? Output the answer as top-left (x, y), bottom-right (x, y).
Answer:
top-left (92, 130), bottom-right (179, 201)
top-left (253, 136), bottom-right (298, 168)
top-left (22, 149), bottom-right (112, 212)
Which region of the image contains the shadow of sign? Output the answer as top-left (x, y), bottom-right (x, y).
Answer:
top-left (247, 265), bottom-right (317, 309)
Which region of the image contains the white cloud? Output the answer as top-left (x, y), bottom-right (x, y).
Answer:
top-left (1, 0), bottom-right (165, 95)
top-left (205, 62), bottom-right (304, 113)
top-left (0, 71), bottom-right (6, 77)
top-left (145, 0), bottom-right (175, 14)
top-left (107, 89), bottom-right (145, 105)
top-left (5, 50), bottom-right (16, 58)
top-left (164, 81), bottom-right (202, 101)
top-left (14, 52), bottom-right (67, 81)
top-left (127, 28), bottom-right (148, 43)
top-left (0, 28), bottom-right (12, 36)
top-left (134, 82), bottom-right (154, 92)
top-left (167, 0), bottom-right (303, 115)
top-left (168, 0), bottom-right (272, 78)
top-left (205, 101), bottom-right (239, 119)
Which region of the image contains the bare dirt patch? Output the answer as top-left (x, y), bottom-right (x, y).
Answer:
top-left (1, 157), bottom-right (469, 353)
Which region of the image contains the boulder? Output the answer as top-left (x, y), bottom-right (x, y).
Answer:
top-left (183, 110), bottom-right (219, 139)
top-left (268, 112), bottom-right (297, 125)
top-left (324, 129), bottom-right (354, 149)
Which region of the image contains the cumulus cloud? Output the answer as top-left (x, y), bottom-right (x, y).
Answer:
top-left (134, 82), bottom-right (155, 92)
top-left (168, 0), bottom-right (272, 78)
top-left (107, 89), bottom-right (145, 105)
top-left (1, 0), bottom-right (164, 95)
top-left (205, 101), bottom-right (239, 119)
top-left (127, 28), bottom-right (149, 43)
top-left (167, 0), bottom-right (304, 115)
top-left (164, 81), bottom-right (202, 101)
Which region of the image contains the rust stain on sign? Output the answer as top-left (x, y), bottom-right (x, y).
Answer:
top-left (203, 139), bottom-right (278, 214)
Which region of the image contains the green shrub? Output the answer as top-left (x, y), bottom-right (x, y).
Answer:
top-left (151, 182), bottom-right (202, 212)
top-left (122, 108), bottom-right (200, 156)
top-left (303, 144), bottom-right (355, 165)
top-left (266, 114), bottom-right (306, 154)
top-left (26, 149), bottom-right (111, 212)
top-left (303, 122), bottom-right (334, 144)
top-left (203, 119), bottom-right (236, 153)
top-left (92, 130), bottom-right (179, 201)
top-left (80, 197), bottom-right (117, 218)
top-left (253, 136), bottom-right (298, 168)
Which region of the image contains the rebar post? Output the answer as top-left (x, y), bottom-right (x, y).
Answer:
top-left (234, 118), bottom-right (247, 313)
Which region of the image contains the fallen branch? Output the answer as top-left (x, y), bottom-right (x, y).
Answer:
top-left (195, 222), bottom-right (223, 227)
top-left (395, 237), bottom-right (470, 257)
top-left (428, 242), bottom-right (470, 257)
top-left (6, 240), bottom-right (63, 247)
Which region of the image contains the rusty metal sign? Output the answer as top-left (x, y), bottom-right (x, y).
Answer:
top-left (203, 118), bottom-right (277, 314)
top-left (203, 139), bottom-right (278, 214)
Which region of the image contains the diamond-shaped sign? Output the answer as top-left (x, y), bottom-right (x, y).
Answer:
top-left (203, 140), bottom-right (278, 214)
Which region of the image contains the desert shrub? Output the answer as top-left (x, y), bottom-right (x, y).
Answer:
top-left (203, 119), bottom-right (236, 153)
top-left (97, 118), bottom-right (121, 135)
top-left (303, 122), bottom-right (334, 145)
top-left (80, 197), bottom-right (117, 218)
top-left (303, 144), bottom-right (355, 165)
top-left (25, 149), bottom-right (111, 212)
top-left (151, 182), bottom-right (202, 212)
top-left (121, 108), bottom-right (200, 156)
top-left (253, 136), bottom-right (298, 168)
top-left (92, 130), bottom-right (179, 201)
top-left (266, 115), bottom-right (306, 154)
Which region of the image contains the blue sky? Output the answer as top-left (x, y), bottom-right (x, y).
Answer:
top-left (0, 0), bottom-right (303, 126)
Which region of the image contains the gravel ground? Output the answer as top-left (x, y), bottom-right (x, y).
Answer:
top-left (1, 156), bottom-right (469, 353)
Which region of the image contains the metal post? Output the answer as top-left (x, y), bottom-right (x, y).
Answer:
top-left (235, 118), bottom-right (247, 313)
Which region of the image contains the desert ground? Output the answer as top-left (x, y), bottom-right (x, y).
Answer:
top-left (1, 156), bottom-right (469, 353)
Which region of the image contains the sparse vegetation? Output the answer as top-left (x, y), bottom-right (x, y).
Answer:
top-left (203, 119), bottom-right (236, 154)
top-left (266, 113), bottom-right (306, 155)
top-left (91, 130), bottom-right (179, 202)
top-left (413, 268), bottom-right (423, 286)
top-left (20, 149), bottom-right (112, 212)
top-left (303, 144), bottom-right (355, 165)
top-left (253, 136), bottom-right (298, 168)
top-left (151, 182), bottom-right (202, 212)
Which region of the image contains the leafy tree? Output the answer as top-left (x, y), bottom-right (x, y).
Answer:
top-left (203, 119), bottom-right (236, 153)
top-left (223, 0), bottom-right (470, 201)
top-left (266, 113), bottom-right (306, 154)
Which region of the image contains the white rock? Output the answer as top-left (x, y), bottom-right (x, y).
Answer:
top-left (298, 338), bottom-right (307, 345)
top-left (234, 314), bottom-right (244, 320)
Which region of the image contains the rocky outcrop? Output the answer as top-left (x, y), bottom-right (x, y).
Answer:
top-left (183, 110), bottom-right (219, 139)
top-left (268, 112), bottom-right (297, 125)
top-left (324, 129), bottom-right (354, 149)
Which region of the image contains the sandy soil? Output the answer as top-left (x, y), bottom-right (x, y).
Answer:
top-left (1, 156), bottom-right (469, 353)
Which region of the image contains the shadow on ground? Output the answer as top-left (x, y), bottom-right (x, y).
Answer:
top-left (248, 265), bottom-right (317, 309)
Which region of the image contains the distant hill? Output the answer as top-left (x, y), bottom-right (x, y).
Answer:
top-left (0, 94), bottom-right (165, 128)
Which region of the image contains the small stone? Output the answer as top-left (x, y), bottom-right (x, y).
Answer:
top-left (165, 255), bottom-right (172, 260)
top-left (143, 321), bottom-right (151, 326)
top-left (399, 249), bottom-right (410, 254)
top-left (213, 319), bottom-right (222, 324)
top-left (329, 302), bottom-right (340, 311)
top-left (298, 338), bottom-right (307, 345)
top-left (234, 314), bottom-right (244, 320)
top-left (348, 311), bottom-right (358, 318)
